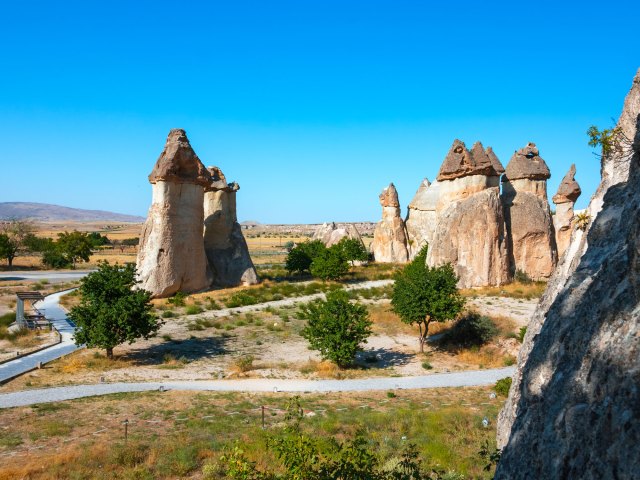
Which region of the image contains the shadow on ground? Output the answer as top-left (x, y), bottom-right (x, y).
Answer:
top-left (355, 347), bottom-right (414, 369)
top-left (124, 336), bottom-right (232, 366)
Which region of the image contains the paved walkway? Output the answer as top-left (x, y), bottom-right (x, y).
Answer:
top-left (0, 270), bottom-right (92, 283)
top-left (0, 290), bottom-right (81, 383)
top-left (0, 366), bottom-right (515, 408)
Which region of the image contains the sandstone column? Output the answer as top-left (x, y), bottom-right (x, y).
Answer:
top-left (552, 164), bottom-right (581, 258)
top-left (405, 178), bottom-right (440, 260)
top-left (427, 140), bottom-right (510, 288)
top-left (502, 143), bottom-right (558, 280)
top-left (203, 166), bottom-right (259, 287)
top-left (136, 129), bottom-right (212, 298)
top-left (371, 183), bottom-right (409, 263)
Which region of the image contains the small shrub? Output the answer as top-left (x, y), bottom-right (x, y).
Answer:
top-left (234, 354), bottom-right (255, 372)
top-left (517, 326), bottom-right (527, 343)
top-left (503, 356), bottom-right (516, 366)
top-left (386, 391), bottom-right (396, 398)
top-left (167, 291), bottom-right (187, 307)
top-left (421, 361), bottom-right (433, 370)
top-left (495, 376), bottom-right (513, 396)
top-left (161, 334), bottom-right (173, 342)
top-left (185, 305), bottom-right (203, 315)
top-left (162, 310), bottom-right (175, 318)
top-left (439, 312), bottom-right (498, 347)
top-left (514, 269), bottom-right (533, 284)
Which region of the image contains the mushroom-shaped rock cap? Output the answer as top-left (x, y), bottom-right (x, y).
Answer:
top-left (379, 183), bottom-right (400, 208)
top-left (486, 147), bottom-right (505, 175)
top-left (437, 140), bottom-right (500, 181)
top-left (205, 166), bottom-right (239, 192)
top-left (552, 164), bottom-right (581, 204)
top-left (504, 142), bottom-right (551, 181)
top-left (148, 129), bottom-right (211, 187)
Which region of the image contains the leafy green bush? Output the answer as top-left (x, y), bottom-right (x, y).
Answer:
top-left (300, 290), bottom-right (371, 368)
top-left (495, 376), bottom-right (513, 396)
top-left (309, 245), bottom-right (349, 281)
top-left (439, 312), bottom-right (498, 347)
top-left (185, 305), bottom-right (203, 315)
top-left (167, 292), bottom-right (187, 307)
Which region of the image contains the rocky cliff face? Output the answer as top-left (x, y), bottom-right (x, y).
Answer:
top-left (552, 164), bottom-right (581, 258)
top-left (495, 68), bottom-right (640, 479)
top-left (203, 166), bottom-right (259, 287)
top-left (427, 140), bottom-right (510, 288)
top-left (136, 129), bottom-right (213, 297)
top-left (503, 143), bottom-right (558, 280)
top-left (405, 178), bottom-right (439, 259)
top-left (371, 183), bottom-right (409, 263)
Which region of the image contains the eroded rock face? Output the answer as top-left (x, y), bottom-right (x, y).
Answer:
top-left (371, 183), bottom-right (409, 263)
top-left (203, 167), bottom-right (258, 287)
top-left (405, 178), bottom-right (439, 259)
top-left (312, 222), bottom-right (364, 247)
top-left (503, 143), bottom-right (558, 280)
top-left (496, 68), bottom-right (640, 479)
top-left (427, 140), bottom-right (510, 287)
top-left (137, 129), bottom-right (212, 297)
top-left (553, 164), bottom-right (581, 258)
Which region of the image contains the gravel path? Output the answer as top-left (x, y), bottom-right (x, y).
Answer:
top-left (0, 290), bottom-right (81, 383)
top-left (193, 279), bottom-right (394, 319)
top-left (0, 270), bottom-right (92, 283)
top-left (0, 366), bottom-right (515, 408)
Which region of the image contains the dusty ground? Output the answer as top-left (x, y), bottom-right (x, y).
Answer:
top-left (0, 294), bottom-right (536, 393)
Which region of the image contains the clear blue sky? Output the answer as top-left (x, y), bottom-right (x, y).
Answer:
top-left (1, 1), bottom-right (638, 223)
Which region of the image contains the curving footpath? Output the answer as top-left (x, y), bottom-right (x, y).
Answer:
top-left (0, 290), bottom-right (82, 384)
top-left (0, 367), bottom-right (515, 408)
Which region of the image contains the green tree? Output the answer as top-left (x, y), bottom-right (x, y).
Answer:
top-left (56, 231), bottom-right (93, 268)
top-left (0, 220), bottom-right (34, 267)
top-left (69, 262), bottom-right (160, 358)
top-left (309, 245), bottom-right (349, 281)
top-left (391, 246), bottom-right (465, 352)
top-left (300, 290), bottom-right (372, 368)
top-left (285, 240), bottom-right (327, 274)
top-left (336, 237), bottom-right (369, 265)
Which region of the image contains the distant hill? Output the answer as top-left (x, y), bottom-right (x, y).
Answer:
top-left (0, 202), bottom-right (145, 223)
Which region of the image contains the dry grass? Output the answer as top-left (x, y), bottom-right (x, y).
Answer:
top-left (461, 281), bottom-right (546, 299)
top-left (368, 304), bottom-right (414, 336)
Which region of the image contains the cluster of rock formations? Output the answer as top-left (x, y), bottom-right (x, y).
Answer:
top-left (312, 221), bottom-right (364, 247)
top-left (495, 68), bottom-right (640, 479)
top-left (136, 129), bottom-right (258, 297)
top-left (372, 140), bottom-right (582, 288)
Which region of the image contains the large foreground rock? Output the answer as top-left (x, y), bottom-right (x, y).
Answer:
top-left (203, 166), bottom-right (258, 287)
top-left (371, 183), bottom-right (409, 263)
top-left (137, 129), bottom-right (212, 297)
top-left (495, 68), bottom-right (640, 479)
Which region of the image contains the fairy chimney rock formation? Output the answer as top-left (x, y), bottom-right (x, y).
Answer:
top-left (371, 183), bottom-right (409, 263)
top-left (495, 68), bottom-right (640, 479)
top-left (405, 178), bottom-right (440, 259)
top-left (312, 222), bottom-right (364, 247)
top-left (136, 129), bottom-right (212, 297)
top-left (427, 140), bottom-right (510, 288)
top-left (503, 143), bottom-right (558, 280)
top-left (552, 164), bottom-right (581, 258)
top-left (203, 166), bottom-right (259, 287)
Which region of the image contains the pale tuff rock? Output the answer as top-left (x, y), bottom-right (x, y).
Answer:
top-left (503, 143), bottom-right (557, 280)
top-left (136, 129), bottom-right (212, 298)
top-left (552, 164), bottom-right (581, 258)
top-left (312, 222), bottom-right (364, 247)
top-left (428, 140), bottom-right (510, 288)
top-left (405, 178), bottom-right (440, 259)
top-left (371, 183), bottom-right (409, 263)
top-left (203, 166), bottom-right (258, 287)
top-left (496, 69), bottom-right (640, 479)
top-left (427, 188), bottom-right (510, 288)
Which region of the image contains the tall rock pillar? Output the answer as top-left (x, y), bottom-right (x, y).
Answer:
top-left (427, 140), bottom-right (510, 288)
top-left (203, 166), bottom-right (259, 287)
top-left (371, 183), bottom-right (409, 263)
top-left (405, 178), bottom-right (440, 260)
top-left (136, 129), bottom-right (212, 298)
top-left (552, 164), bottom-right (581, 258)
top-left (503, 143), bottom-right (558, 280)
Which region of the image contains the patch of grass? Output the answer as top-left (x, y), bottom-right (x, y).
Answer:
top-left (185, 305), bottom-right (203, 315)
top-left (162, 310), bottom-right (175, 319)
top-left (461, 281), bottom-right (546, 300)
top-left (517, 326), bottom-right (527, 343)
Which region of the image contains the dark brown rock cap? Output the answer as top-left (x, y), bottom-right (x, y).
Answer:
top-left (552, 164), bottom-right (581, 204)
top-left (437, 139), bottom-right (501, 181)
top-left (148, 129), bottom-right (211, 187)
top-left (205, 166), bottom-right (239, 192)
top-left (504, 142), bottom-right (551, 181)
top-left (379, 183), bottom-right (400, 207)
